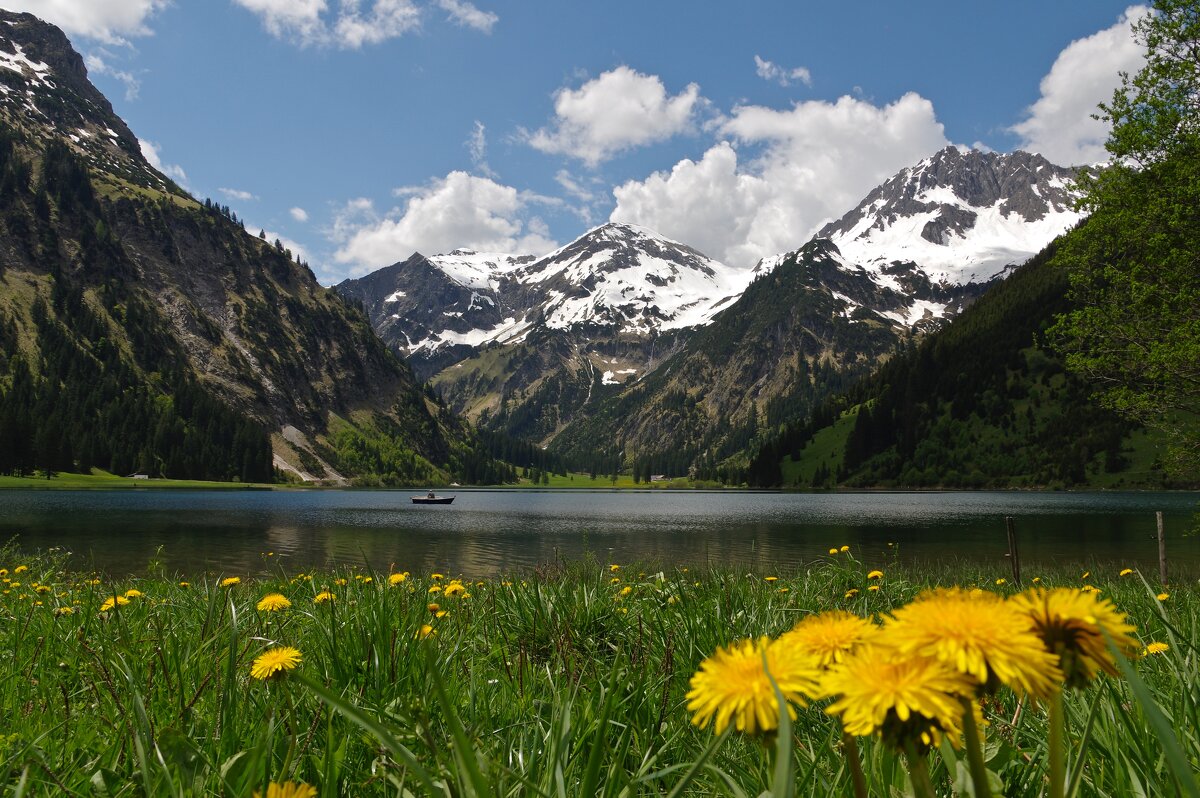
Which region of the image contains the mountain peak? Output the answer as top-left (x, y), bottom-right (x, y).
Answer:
top-left (814, 147), bottom-right (1080, 284)
top-left (0, 10), bottom-right (167, 191)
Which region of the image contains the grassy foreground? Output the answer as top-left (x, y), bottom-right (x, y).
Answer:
top-left (0, 548), bottom-right (1196, 796)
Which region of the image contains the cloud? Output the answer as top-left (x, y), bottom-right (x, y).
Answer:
top-left (465, 120), bottom-right (497, 178)
top-left (523, 66), bottom-right (704, 167)
top-left (289, 206), bottom-right (310, 223)
top-left (4, 0), bottom-right (168, 44)
top-left (610, 92), bottom-right (949, 268)
top-left (1010, 5), bottom-right (1149, 165)
top-left (83, 52), bottom-right (139, 100)
top-left (218, 187), bottom-right (258, 202)
top-left (232, 0), bottom-right (422, 48)
top-left (331, 172), bottom-right (558, 277)
top-left (138, 138), bottom-right (188, 186)
top-left (434, 0), bottom-right (497, 33)
top-left (754, 55), bottom-right (812, 88)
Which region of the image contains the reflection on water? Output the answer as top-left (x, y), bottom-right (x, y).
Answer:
top-left (0, 489), bottom-right (1197, 577)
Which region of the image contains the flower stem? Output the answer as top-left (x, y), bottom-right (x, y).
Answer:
top-left (842, 732), bottom-right (869, 798)
top-left (902, 739), bottom-right (937, 798)
top-left (961, 695), bottom-right (993, 798)
top-left (1049, 690), bottom-right (1066, 798)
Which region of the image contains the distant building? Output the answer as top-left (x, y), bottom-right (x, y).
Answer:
top-left (128, 473), bottom-right (150, 480)
top-left (650, 474), bottom-right (667, 482)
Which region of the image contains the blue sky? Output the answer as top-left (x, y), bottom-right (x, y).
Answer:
top-left (5, 1), bottom-right (1147, 281)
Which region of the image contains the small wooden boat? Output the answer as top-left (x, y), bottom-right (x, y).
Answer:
top-left (412, 492), bottom-right (455, 505)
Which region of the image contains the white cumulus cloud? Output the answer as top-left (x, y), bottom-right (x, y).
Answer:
top-left (754, 55), bottom-right (811, 88)
top-left (434, 0), bottom-right (496, 33)
top-left (611, 93), bottom-right (949, 268)
top-left (138, 138), bottom-right (188, 186)
top-left (289, 207), bottom-right (310, 223)
top-left (218, 187), bottom-right (258, 202)
top-left (4, 0), bottom-right (168, 44)
top-left (331, 172), bottom-right (558, 278)
top-left (523, 66), bottom-right (705, 167)
top-left (232, 0), bottom-right (422, 48)
top-left (1010, 5), bottom-right (1149, 166)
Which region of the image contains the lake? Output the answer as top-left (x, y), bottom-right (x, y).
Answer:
top-left (0, 489), bottom-right (1197, 577)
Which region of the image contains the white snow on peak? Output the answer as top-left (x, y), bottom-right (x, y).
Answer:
top-left (0, 43), bottom-right (51, 86)
top-left (427, 250), bottom-right (531, 292)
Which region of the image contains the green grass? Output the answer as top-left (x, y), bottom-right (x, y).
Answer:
top-left (0, 545), bottom-right (1196, 796)
top-left (0, 468), bottom-right (273, 490)
top-left (781, 407), bottom-right (859, 487)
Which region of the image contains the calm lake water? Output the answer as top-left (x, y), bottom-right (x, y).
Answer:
top-left (1, 489), bottom-right (1197, 577)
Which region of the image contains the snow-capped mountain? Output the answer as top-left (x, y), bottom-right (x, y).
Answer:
top-left (336, 222), bottom-right (749, 379)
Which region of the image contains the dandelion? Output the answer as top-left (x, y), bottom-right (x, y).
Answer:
top-left (619, 586), bottom-right (632, 597)
top-left (1157, 592), bottom-right (1170, 601)
top-left (1081, 571), bottom-right (1090, 579)
top-left (53, 606), bottom-right (74, 616)
top-left (416, 624), bottom-right (435, 639)
top-left (99, 596), bottom-right (130, 612)
top-left (764, 576), bottom-right (778, 582)
top-left (609, 564), bottom-right (620, 572)
top-left (1119, 568), bottom-right (1134, 577)
top-left (881, 588), bottom-right (1061, 697)
top-left (427, 602), bottom-right (440, 613)
top-left (844, 588), bottom-right (860, 598)
top-left (443, 581), bottom-right (467, 598)
top-left (1081, 585), bottom-right (1100, 594)
top-left (0, 569), bottom-right (6, 576)
top-left (686, 637), bottom-right (822, 735)
top-left (868, 585), bottom-right (881, 592)
top-left (334, 578), bottom-right (348, 586)
top-left (994, 578), bottom-right (1007, 586)
top-left (829, 548), bottom-right (839, 555)
top-left (123, 589), bottom-right (143, 598)
top-left (609, 577), bottom-right (621, 584)
top-left (35, 585), bottom-right (51, 594)
top-left (250, 646), bottom-right (302, 680)
top-left (435, 610), bottom-right (448, 618)
top-left (1010, 586), bottom-right (1138, 689)
top-left (257, 594), bottom-right (291, 612)
top-left (1032, 577), bottom-right (1042, 584)
top-left (823, 646), bottom-right (975, 751)
top-left (428, 585), bottom-right (442, 594)
top-left (220, 577), bottom-right (241, 588)
top-left (313, 591), bottom-right (335, 604)
top-left (867, 570), bottom-right (884, 580)
top-left (431, 573), bottom-right (444, 580)
top-left (388, 572), bottom-right (408, 585)
top-left (253, 781), bottom-right (316, 798)
top-left (13, 565), bottom-right (27, 574)
top-left (778, 610), bottom-right (875, 668)
top-left (840, 545), bottom-right (850, 553)
top-left (1143, 642), bottom-right (1169, 656)
top-left (178, 581), bottom-right (190, 588)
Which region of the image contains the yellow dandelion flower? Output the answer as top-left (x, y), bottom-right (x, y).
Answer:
top-left (416, 623), bottom-right (435, 639)
top-left (53, 606), bottom-right (74, 616)
top-left (1010, 586), bottom-right (1139, 689)
top-left (388, 572), bottom-right (408, 585)
top-left (257, 594), bottom-right (291, 612)
top-left (427, 602), bottom-right (440, 613)
top-left (868, 585), bottom-right (881, 592)
top-left (844, 588), bottom-right (860, 598)
top-left (35, 585), bottom-right (51, 594)
top-left (13, 565), bottom-right (27, 574)
top-left (99, 596), bottom-right (130, 612)
top-left (313, 591), bottom-right (335, 604)
top-left (1143, 642), bottom-right (1169, 656)
top-left (840, 545), bottom-right (850, 553)
top-left (123, 589), bottom-right (143, 598)
top-left (1157, 592), bottom-right (1170, 601)
top-left (443, 581), bottom-right (467, 598)
top-left (867, 570), bottom-right (884, 580)
top-left (686, 637), bottom-right (822, 735)
top-left (178, 581), bottom-right (190, 588)
top-left (428, 585), bottom-right (442, 594)
top-left (778, 610), bottom-right (875, 668)
top-left (9, 582), bottom-right (19, 589)
top-left (881, 588), bottom-right (1061, 697)
top-left (0, 569), bottom-right (6, 576)
top-left (334, 578), bottom-right (347, 586)
top-left (764, 576), bottom-right (779, 582)
top-left (822, 646), bottom-right (975, 751)
top-left (220, 577), bottom-right (241, 588)
top-left (994, 578), bottom-right (1007, 586)
top-left (778, 587), bottom-right (789, 593)
top-left (1081, 585), bottom-right (1100, 594)
top-left (1119, 568), bottom-right (1134, 577)
top-left (1032, 577), bottom-right (1041, 583)
top-left (1081, 571), bottom-right (1090, 579)
top-left (619, 586), bottom-right (632, 597)
top-left (828, 548), bottom-right (839, 555)
top-left (250, 646), bottom-right (302, 680)
top-left (431, 573), bottom-right (444, 580)
top-left (435, 610), bottom-right (448, 618)
top-left (609, 564), bottom-right (620, 572)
